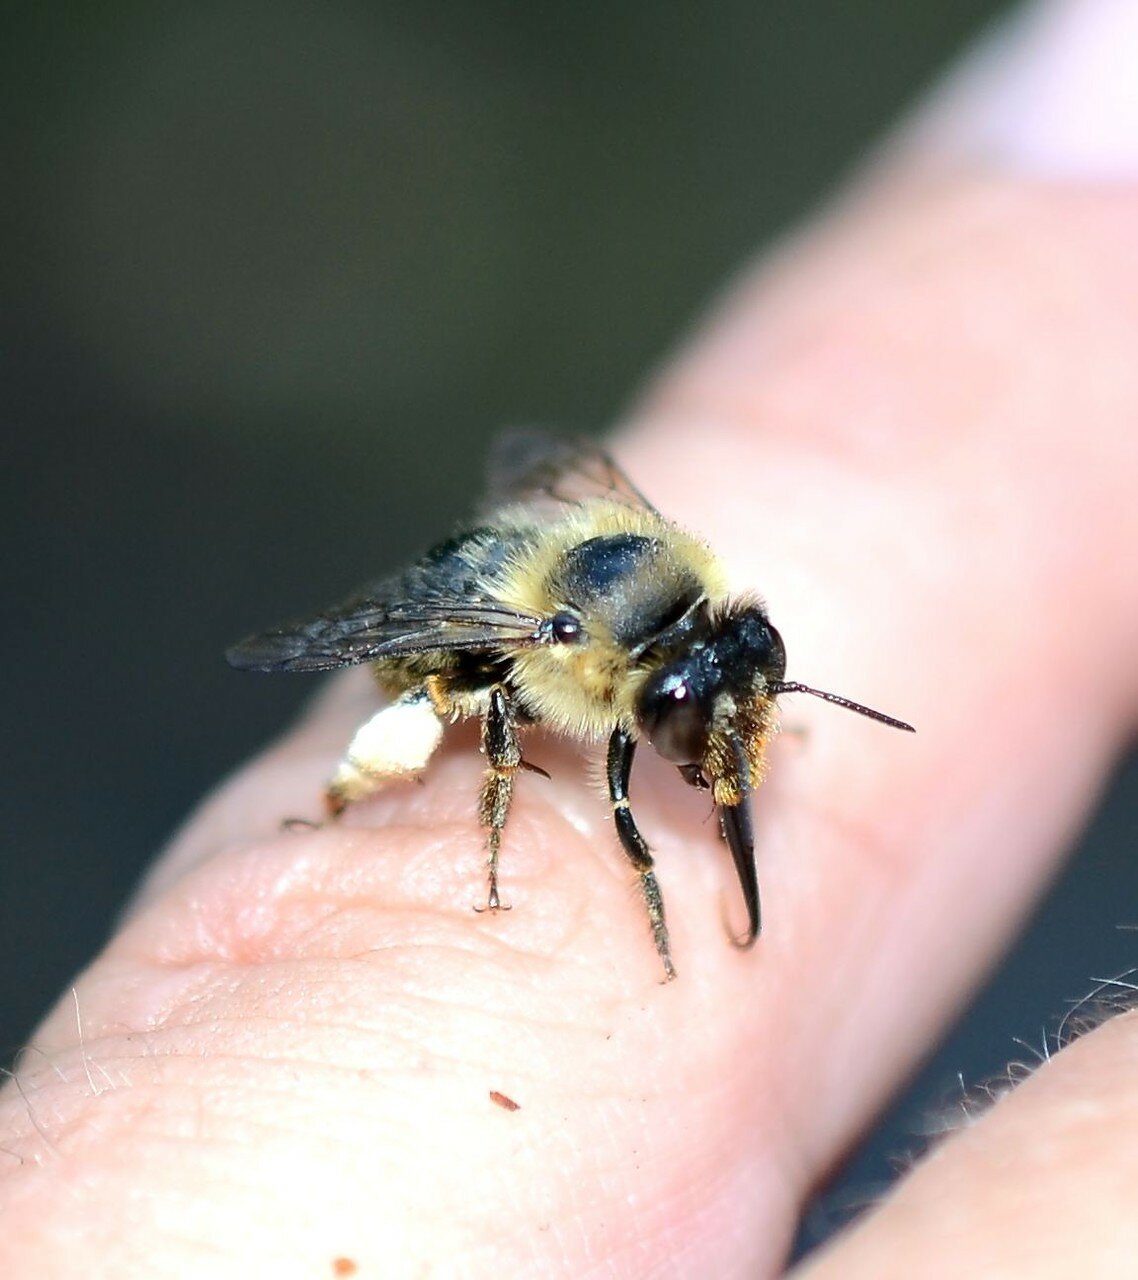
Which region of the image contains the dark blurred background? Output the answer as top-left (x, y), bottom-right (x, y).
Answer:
top-left (3, 0), bottom-right (1135, 1251)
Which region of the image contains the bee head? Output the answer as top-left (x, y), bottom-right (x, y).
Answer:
top-left (633, 602), bottom-right (782, 951)
top-left (634, 603), bottom-right (784, 769)
top-left (635, 601), bottom-right (913, 951)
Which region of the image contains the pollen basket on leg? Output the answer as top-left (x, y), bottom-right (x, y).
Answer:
top-left (329, 690), bottom-right (444, 807)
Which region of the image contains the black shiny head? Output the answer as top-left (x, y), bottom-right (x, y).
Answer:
top-left (635, 601), bottom-right (913, 953)
top-left (634, 603), bottom-right (783, 949)
top-left (636, 667), bottom-right (708, 764)
top-left (635, 604), bottom-right (784, 765)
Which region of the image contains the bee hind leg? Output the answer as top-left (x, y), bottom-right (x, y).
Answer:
top-left (475, 684), bottom-right (521, 913)
top-left (325, 688), bottom-right (444, 816)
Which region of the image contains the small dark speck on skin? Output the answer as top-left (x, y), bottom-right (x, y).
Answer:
top-left (489, 1090), bottom-right (521, 1112)
top-left (332, 1258), bottom-right (358, 1276)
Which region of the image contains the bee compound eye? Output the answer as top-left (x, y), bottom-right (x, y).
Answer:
top-left (638, 672), bottom-right (709, 765)
top-left (549, 611), bottom-right (584, 643)
top-left (762, 619), bottom-right (787, 681)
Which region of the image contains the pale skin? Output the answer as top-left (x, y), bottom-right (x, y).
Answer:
top-left (4, 49), bottom-right (1138, 1280)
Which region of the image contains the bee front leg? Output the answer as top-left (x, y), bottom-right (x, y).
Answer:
top-left (326, 688), bottom-right (444, 816)
top-left (606, 727), bottom-right (676, 981)
top-left (476, 684), bottom-right (520, 912)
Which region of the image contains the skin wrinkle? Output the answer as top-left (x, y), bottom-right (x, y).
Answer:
top-left (2, 1029), bottom-right (675, 1208)
top-left (3, 1085), bottom-right (363, 1268)
top-left (22, 971), bottom-right (635, 1133)
top-left (67, 931), bottom-right (701, 1098)
top-left (17, 788), bottom-right (809, 1269)
top-left (115, 720), bottom-right (775, 1023)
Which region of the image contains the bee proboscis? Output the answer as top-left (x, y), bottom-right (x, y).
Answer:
top-left (228, 432), bottom-right (914, 978)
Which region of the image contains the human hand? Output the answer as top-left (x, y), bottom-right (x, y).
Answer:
top-left (2, 3), bottom-right (1136, 1276)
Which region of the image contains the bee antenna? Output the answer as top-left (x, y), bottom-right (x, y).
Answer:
top-left (768, 682), bottom-right (915, 732)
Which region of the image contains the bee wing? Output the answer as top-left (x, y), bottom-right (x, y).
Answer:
top-left (484, 430), bottom-right (659, 515)
top-left (227, 593), bottom-right (545, 673)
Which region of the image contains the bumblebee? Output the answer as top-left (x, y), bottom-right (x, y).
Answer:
top-left (228, 432), bottom-right (913, 978)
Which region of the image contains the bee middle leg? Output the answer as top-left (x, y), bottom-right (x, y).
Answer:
top-left (476, 683), bottom-right (521, 912)
top-left (606, 727), bottom-right (676, 981)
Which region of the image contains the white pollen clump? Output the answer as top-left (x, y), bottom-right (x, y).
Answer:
top-left (343, 693), bottom-right (444, 780)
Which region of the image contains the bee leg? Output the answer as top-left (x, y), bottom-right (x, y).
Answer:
top-left (606, 728), bottom-right (676, 981)
top-left (325, 688), bottom-right (444, 816)
top-left (476, 684), bottom-right (520, 912)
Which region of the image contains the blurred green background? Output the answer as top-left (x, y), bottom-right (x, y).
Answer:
top-left (4, 0), bottom-right (1136, 1249)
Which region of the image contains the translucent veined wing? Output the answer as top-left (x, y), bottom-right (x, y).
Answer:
top-left (227, 433), bottom-right (655, 674)
top-left (226, 594), bottom-right (545, 673)
top-left (483, 430), bottom-right (658, 516)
